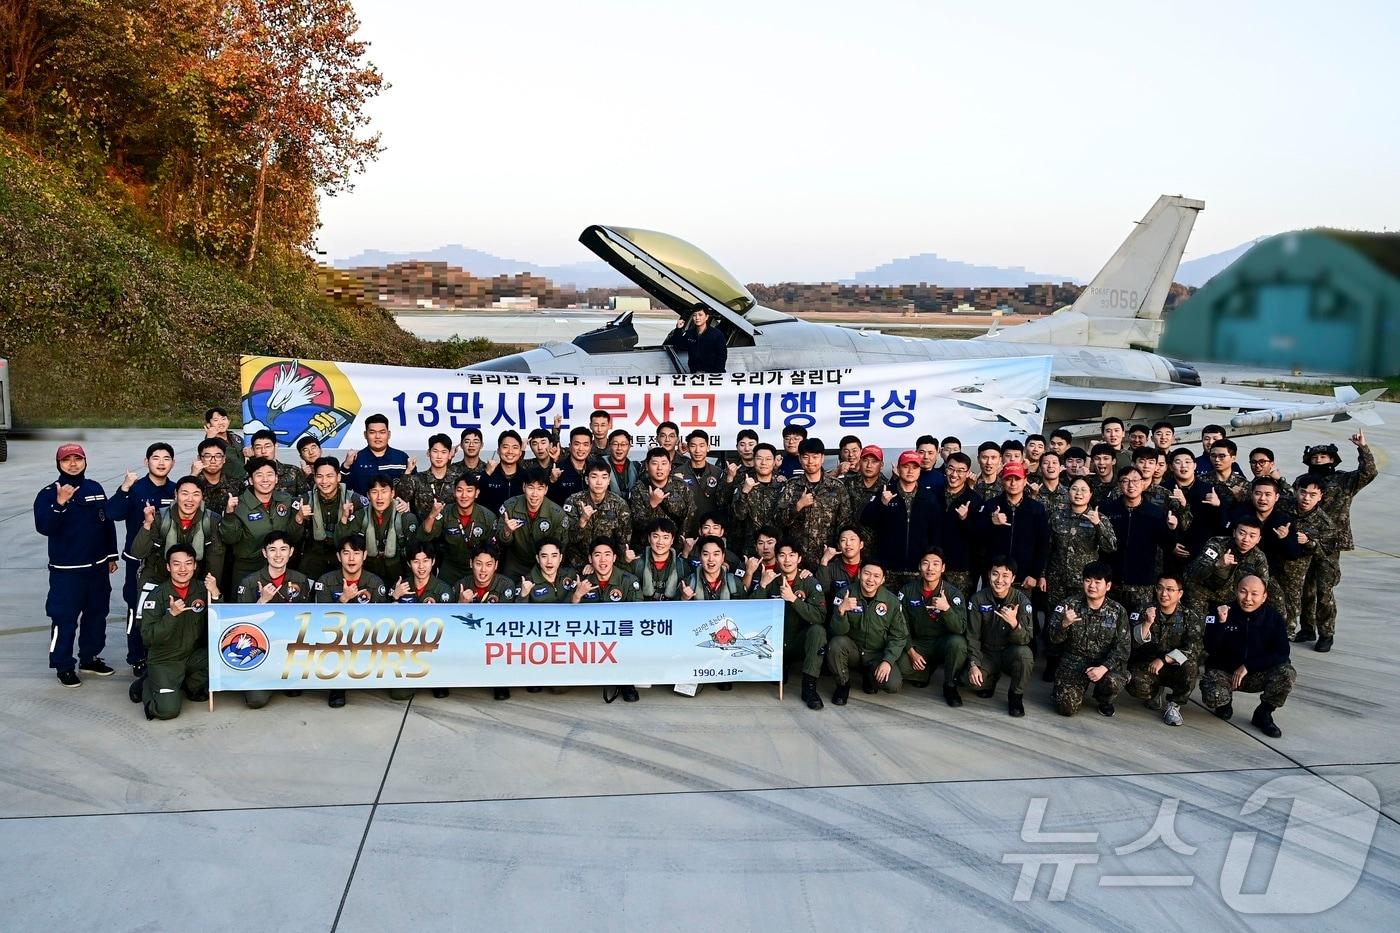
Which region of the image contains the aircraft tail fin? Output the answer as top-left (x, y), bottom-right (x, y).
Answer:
top-left (980, 195), bottom-right (1204, 351)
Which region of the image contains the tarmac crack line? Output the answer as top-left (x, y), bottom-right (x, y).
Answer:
top-left (329, 693), bottom-right (415, 933)
top-left (12, 761), bottom-right (1400, 823)
top-left (1187, 698), bottom-right (1400, 828)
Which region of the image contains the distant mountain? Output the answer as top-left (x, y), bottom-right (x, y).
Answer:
top-left (1175, 237), bottom-right (1269, 287)
top-left (334, 245), bottom-right (627, 289)
top-left (846, 253), bottom-right (1078, 287)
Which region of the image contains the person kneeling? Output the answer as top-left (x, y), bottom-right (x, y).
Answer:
top-left (826, 559), bottom-right (907, 706)
top-left (132, 546), bottom-right (216, 721)
top-left (1049, 561), bottom-right (1130, 718)
top-left (895, 547), bottom-right (969, 708)
top-left (314, 534), bottom-right (395, 708)
top-left (962, 556), bottom-right (1034, 717)
top-left (1124, 574), bottom-right (1203, 726)
top-left (1200, 574), bottom-right (1295, 738)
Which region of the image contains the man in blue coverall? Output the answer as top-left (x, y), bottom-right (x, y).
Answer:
top-left (107, 442), bottom-right (177, 675)
top-left (34, 443), bottom-right (120, 686)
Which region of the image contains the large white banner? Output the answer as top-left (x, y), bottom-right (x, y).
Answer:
top-left (240, 355), bottom-right (1051, 453)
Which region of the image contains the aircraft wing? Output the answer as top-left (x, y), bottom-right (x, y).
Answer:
top-left (1051, 383), bottom-right (1385, 431)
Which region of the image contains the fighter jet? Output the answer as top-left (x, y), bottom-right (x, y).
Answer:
top-left (697, 625), bottom-right (774, 660)
top-left (453, 614), bottom-right (484, 630)
top-left (466, 196), bottom-right (1382, 438)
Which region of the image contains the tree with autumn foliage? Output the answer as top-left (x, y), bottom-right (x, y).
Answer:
top-left (0, 0), bottom-right (384, 270)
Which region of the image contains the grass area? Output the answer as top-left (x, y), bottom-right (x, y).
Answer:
top-left (875, 327), bottom-right (987, 340)
top-left (1235, 378), bottom-right (1400, 402)
top-left (0, 135), bottom-right (515, 427)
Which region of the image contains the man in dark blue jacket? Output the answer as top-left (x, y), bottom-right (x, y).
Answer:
top-left (1200, 574), bottom-right (1294, 738)
top-left (341, 414), bottom-right (411, 496)
top-left (861, 450), bottom-right (942, 587)
top-left (977, 462), bottom-right (1049, 594)
top-left (34, 444), bottom-right (120, 686)
top-left (107, 442), bottom-right (177, 674)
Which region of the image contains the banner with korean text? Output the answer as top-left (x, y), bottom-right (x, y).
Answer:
top-left (239, 355), bottom-right (1052, 453)
top-left (207, 600), bottom-right (785, 691)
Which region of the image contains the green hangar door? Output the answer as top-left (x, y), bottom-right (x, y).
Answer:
top-left (1214, 284), bottom-right (1358, 373)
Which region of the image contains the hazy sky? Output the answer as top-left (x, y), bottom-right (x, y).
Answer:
top-left (318, 0), bottom-right (1400, 281)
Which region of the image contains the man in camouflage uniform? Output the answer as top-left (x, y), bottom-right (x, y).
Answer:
top-left (1028, 450), bottom-right (1069, 513)
top-left (842, 445), bottom-right (886, 545)
top-left (560, 460), bottom-right (631, 569)
top-left (730, 442), bottom-right (785, 556)
top-left (1203, 439), bottom-right (1251, 508)
top-left (1295, 432), bottom-right (1377, 652)
top-left (827, 560), bottom-right (908, 705)
top-left (1049, 562), bottom-right (1130, 717)
top-left (1124, 573), bottom-right (1203, 726)
top-left (1184, 518), bottom-right (1271, 615)
top-left (754, 539), bottom-right (828, 710)
top-left (627, 447), bottom-right (695, 553)
top-left (1042, 477), bottom-right (1117, 681)
top-left (972, 441), bottom-right (1003, 501)
top-left (776, 437), bottom-right (852, 571)
top-left (673, 430), bottom-right (729, 536)
top-left (1284, 475), bottom-right (1339, 645)
top-left (963, 556), bottom-right (1035, 717)
top-left (896, 547), bottom-right (969, 707)
top-left (1200, 575), bottom-right (1295, 738)
top-left (194, 438), bottom-right (243, 518)
top-left (399, 433), bottom-right (462, 518)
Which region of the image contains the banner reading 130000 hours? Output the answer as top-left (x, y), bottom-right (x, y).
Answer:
top-left (239, 354), bottom-right (1051, 453)
top-left (208, 600), bottom-right (784, 692)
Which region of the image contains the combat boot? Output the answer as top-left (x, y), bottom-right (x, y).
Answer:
top-left (832, 683), bottom-right (850, 706)
top-left (1292, 625), bottom-right (1316, 644)
top-left (1212, 701), bottom-right (1233, 721)
top-left (801, 674), bottom-right (824, 711)
top-left (1314, 635), bottom-right (1334, 652)
top-left (1252, 702), bottom-right (1282, 738)
top-left (128, 677), bottom-right (144, 704)
top-left (943, 683), bottom-right (963, 707)
top-left (1007, 691), bottom-right (1025, 717)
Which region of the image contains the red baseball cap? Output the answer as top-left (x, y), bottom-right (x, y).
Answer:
top-left (860, 445), bottom-right (884, 461)
top-left (1001, 462), bottom-right (1026, 479)
top-left (56, 443), bottom-right (86, 461)
top-left (896, 451), bottom-right (922, 467)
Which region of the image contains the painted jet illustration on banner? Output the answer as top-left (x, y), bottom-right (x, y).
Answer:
top-left (454, 614), bottom-right (484, 630)
top-left (698, 620), bottom-right (774, 660)
top-left (464, 196), bottom-right (1383, 438)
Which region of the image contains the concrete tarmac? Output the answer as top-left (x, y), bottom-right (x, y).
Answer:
top-left (1, 405), bottom-right (1398, 931)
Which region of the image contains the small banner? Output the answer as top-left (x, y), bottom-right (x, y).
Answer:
top-left (239, 355), bottom-right (1052, 453)
top-left (208, 600), bottom-right (785, 691)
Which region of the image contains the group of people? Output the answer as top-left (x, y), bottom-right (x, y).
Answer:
top-left (34, 406), bottom-right (1376, 735)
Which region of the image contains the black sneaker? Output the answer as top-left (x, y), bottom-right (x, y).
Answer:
top-left (57, 670), bottom-right (82, 688)
top-left (79, 658), bottom-right (115, 677)
top-left (620, 685), bottom-right (640, 703)
top-left (1097, 701), bottom-right (1116, 717)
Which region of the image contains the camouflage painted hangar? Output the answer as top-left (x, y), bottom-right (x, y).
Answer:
top-left (1161, 230), bottom-right (1400, 377)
